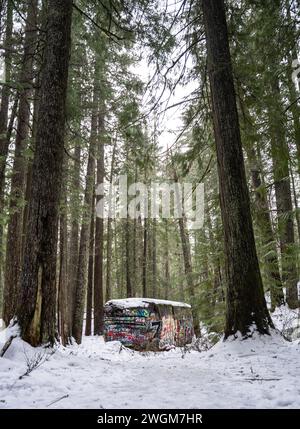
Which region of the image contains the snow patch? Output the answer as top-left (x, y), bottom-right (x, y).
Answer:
top-left (106, 297), bottom-right (191, 309)
top-left (1, 326), bottom-right (300, 409)
top-left (271, 305), bottom-right (300, 341)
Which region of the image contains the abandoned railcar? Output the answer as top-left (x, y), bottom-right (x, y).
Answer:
top-left (103, 298), bottom-right (194, 351)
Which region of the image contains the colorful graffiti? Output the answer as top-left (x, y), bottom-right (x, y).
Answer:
top-left (104, 304), bottom-right (159, 349)
top-left (104, 299), bottom-right (194, 351)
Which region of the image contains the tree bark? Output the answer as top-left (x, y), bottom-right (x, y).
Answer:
top-left (85, 189), bottom-right (95, 336)
top-left (3, 0), bottom-right (38, 326)
top-left (72, 70), bottom-right (99, 344)
top-left (22, 83), bottom-right (40, 257)
top-left (152, 219), bottom-right (157, 298)
top-left (58, 193), bottom-right (69, 346)
top-left (248, 146), bottom-right (284, 310)
top-left (290, 164), bottom-right (300, 242)
top-left (142, 217), bottom-right (148, 297)
top-left (125, 214), bottom-right (133, 297)
top-left (94, 111), bottom-right (105, 335)
top-left (164, 220), bottom-right (170, 300)
top-left (17, 0), bottom-right (73, 346)
top-left (21, 9), bottom-right (46, 254)
top-left (178, 214), bottom-right (200, 336)
top-left (286, 5), bottom-right (300, 175)
top-left (0, 94), bottom-right (18, 306)
top-left (72, 151), bottom-right (95, 344)
top-left (268, 78), bottom-right (299, 309)
top-left (202, 0), bottom-right (272, 338)
top-left (173, 168), bottom-right (200, 335)
top-left (68, 143), bottom-right (81, 326)
top-left (0, 0), bottom-right (13, 196)
top-left (105, 139), bottom-right (117, 302)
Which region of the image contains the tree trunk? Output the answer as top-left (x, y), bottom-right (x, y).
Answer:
top-left (137, 215), bottom-right (144, 297)
top-left (288, 79), bottom-right (300, 176)
top-left (94, 112), bottom-right (105, 335)
top-left (286, 5), bottom-right (300, 175)
top-left (142, 217), bottom-right (148, 297)
top-left (268, 78), bottom-right (299, 309)
top-left (206, 204), bottom-right (224, 310)
top-left (125, 215), bottom-right (133, 297)
top-left (114, 218), bottom-right (121, 296)
top-left (105, 218), bottom-right (113, 302)
top-left (0, 94), bottom-right (18, 308)
top-left (0, 94), bottom-right (18, 198)
top-left (290, 164), bottom-right (300, 242)
top-left (72, 71), bottom-right (99, 344)
top-left (17, 1), bottom-right (73, 346)
top-left (0, 0), bottom-right (13, 197)
top-left (0, 0), bottom-right (5, 25)
top-left (58, 194), bottom-right (69, 346)
top-left (105, 139), bottom-right (117, 302)
top-left (173, 168), bottom-right (200, 336)
top-left (3, 0), bottom-right (38, 326)
top-left (85, 189), bottom-right (95, 337)
top-left (72, 155), bottom-right (95, 344)
top-left (248, 146), bottom-right (284, 310)
top-left (202, 0), bottom-right (272, 338)
top-left (21, 19), bottom-right (45, 255)
top-left (22, 88), bottom-right (40, 257)
top-left (178, 214), bottom-right (200, 336)
top-left (164, 220), bottom-right (170, 300)
top-left (68, 143), bottom-right (81, 326)
top-left (152, 219), bottom-right (157, 298)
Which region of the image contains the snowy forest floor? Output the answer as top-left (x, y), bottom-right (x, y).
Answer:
top-left (0, 306), bottom-right (300, 409)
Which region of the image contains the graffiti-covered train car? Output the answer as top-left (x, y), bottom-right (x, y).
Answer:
top-left (103, 298), bottom-right (194, 351)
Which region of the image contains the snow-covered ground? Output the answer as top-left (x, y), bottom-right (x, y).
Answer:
top-left (0, 312), bottom-right (300, 409)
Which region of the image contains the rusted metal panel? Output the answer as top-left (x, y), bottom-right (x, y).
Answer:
top-left (157, 304), bottom-right (176, 349)
top-left (104, 298), bottom-right (194, 351)
top-left (173, 306), bottom-right (194, 347)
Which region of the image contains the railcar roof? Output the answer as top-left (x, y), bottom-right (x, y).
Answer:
top-left (105, 298), bottom-right (191, 309)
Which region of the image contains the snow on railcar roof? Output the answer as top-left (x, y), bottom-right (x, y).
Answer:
top-left (105, 297), bottom-right (191, 309)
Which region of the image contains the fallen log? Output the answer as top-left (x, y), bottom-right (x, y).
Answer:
top-left (0, 335), bottom-right (16, 358)
top-left (47, 394), bottom-right (69, 407)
